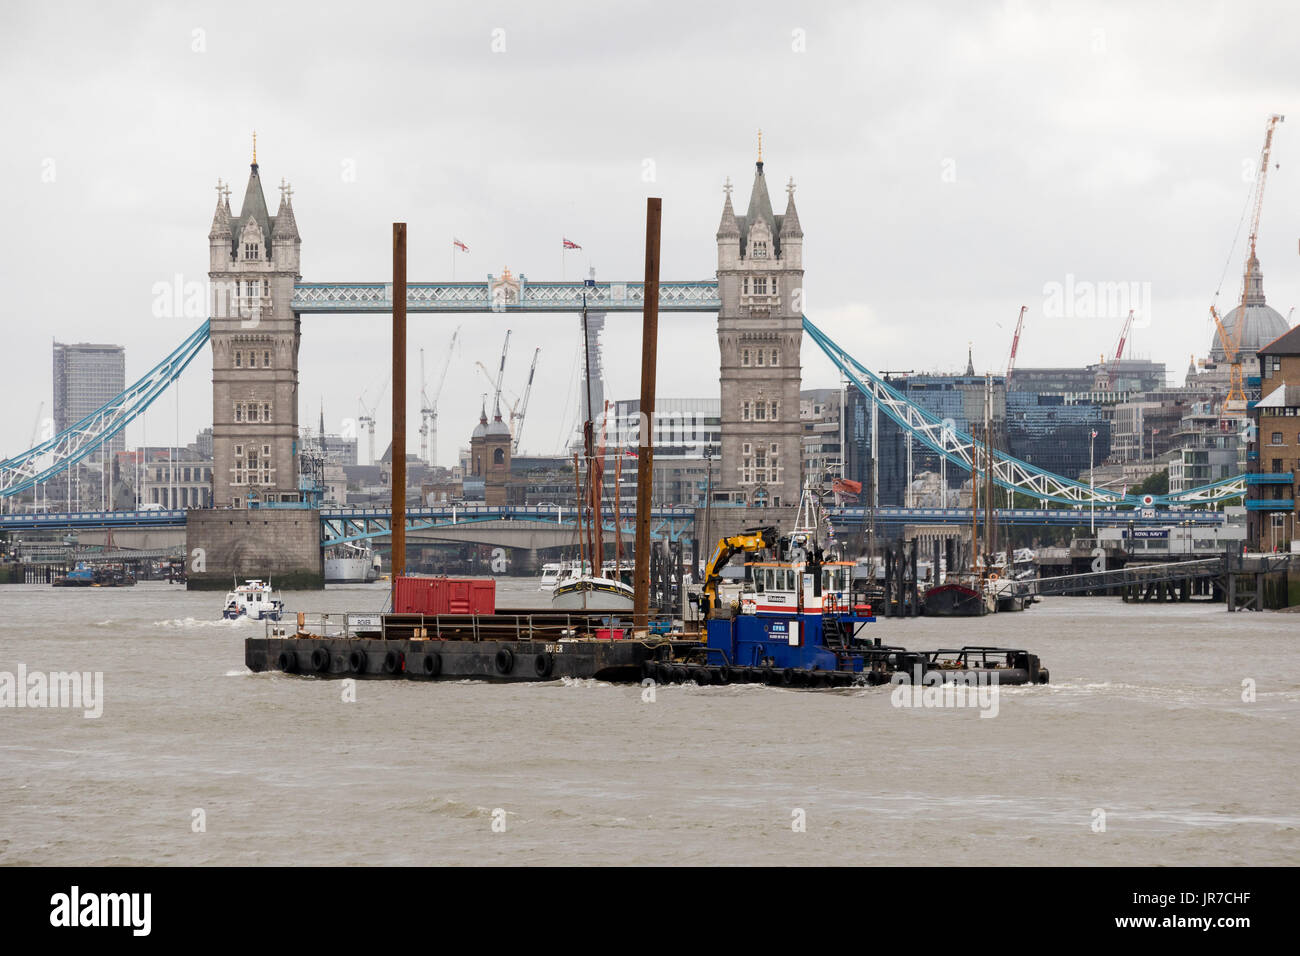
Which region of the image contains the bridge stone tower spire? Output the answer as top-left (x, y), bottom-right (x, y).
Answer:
top-left (716, 146), bottom-right (804, 508)
top-left (208, 150), bottom-right (303, 507)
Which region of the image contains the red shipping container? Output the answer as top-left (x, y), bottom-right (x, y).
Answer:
top-left (594, 627), bottom-right (626, 641)
top-left (393, 576), bottom-right (496, 616)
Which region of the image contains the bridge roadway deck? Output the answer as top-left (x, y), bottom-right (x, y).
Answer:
top-left (1, 504), bottom-right (1228, 537)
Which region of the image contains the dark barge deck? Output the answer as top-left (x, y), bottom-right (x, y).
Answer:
top-left (245, 610), bottom-right (691, 683)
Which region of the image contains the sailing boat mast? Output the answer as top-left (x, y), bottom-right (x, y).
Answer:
top-left (573, 451), bottom-right (585, 574)
top-left (613, 451), bottom-right (624, 579)
top-left (580, 294), bottom-right (597, 576)
top-left (971, 428), bottom-right (979, 577)
top-left (983, 373), bottom-right (994, 568)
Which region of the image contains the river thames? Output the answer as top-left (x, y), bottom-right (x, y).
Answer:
top-left (0, 580), bottom-right (1295, 866)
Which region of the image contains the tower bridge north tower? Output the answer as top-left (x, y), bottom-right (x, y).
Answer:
top-left (715, 146), bottom-right (804, 508)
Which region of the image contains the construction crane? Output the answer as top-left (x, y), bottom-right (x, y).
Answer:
top-left (1210, 304), bottom-right (1246, 411)
top-left (1244, 114), bottom-right (1284, 265)
top-left (357, 372), bottom-right (390, 466)
top-left (512, 347), bottom-right (541, 453)
top-left (420, 326), bottom-right (460, 466)
top-left (1100, 309), bottom-right (1136, 391)
top-left (27, 403), bottom-right (45, 447)
top-left (1004, 305), bottom-right (1027, 384)
top-left (491, 330), bottom-right (512, 419)
top-left (1213, 114), bottom-right (1284, 412)
top-left (474, 350), bottom-right (542, 448)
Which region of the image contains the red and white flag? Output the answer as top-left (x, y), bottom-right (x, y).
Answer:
top-left (625, 448), bottom-right (638, 458)
top-left (563, 237), bottom-right (581, 250)
top-left (1090, 429), bottom-right (1098, 439)
top-left (453, 238), bottom-right (469, 252)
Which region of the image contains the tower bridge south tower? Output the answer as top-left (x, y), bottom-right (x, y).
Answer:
top-left (207, 151), bottom-right (303, 508)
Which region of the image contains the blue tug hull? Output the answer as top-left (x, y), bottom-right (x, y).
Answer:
top-left (706, 612), bottom-right (878, 673)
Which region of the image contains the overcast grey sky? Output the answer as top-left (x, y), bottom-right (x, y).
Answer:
top-left (3, 0), bottom-right (1298, 465)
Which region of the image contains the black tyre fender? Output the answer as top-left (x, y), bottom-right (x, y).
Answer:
top-left (781, 667), bottom-right (796, 686)
top-left (716, 665), bottom-right (733, 685)
top-left (347, 649), bottom-right (367, 674)
top-left (495, 647), bottom-right (515, 674)
top-left (310, 647), bottom-right (330, 673)
top-left (693, 667), bottom-right (711, 686)
top-left (277, 649), bottom-right (297, 673)
top-left (383, 650), bottom-right (402, 674)
top-left (533, 652), bottom-right (553, 678)
top-left (673, 666), bottom-right (689, 684)
top-left (422, 652), bottom-right (441, 677)
top-left (1037, 668), bottom-right (1050, 685)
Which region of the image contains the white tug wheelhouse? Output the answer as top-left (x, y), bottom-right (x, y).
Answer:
top-left (738, 482), bottom-right (854, 617)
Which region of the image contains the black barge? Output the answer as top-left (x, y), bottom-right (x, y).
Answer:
top-left (245, 610), bottom-right (691, 683)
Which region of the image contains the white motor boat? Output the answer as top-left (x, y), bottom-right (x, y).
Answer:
top-left (222, 579), bottom-right (284, 621)
top-left (539, 560), bottom-right (590, 592)
top-left (538, 562), bottom-right (563, 591)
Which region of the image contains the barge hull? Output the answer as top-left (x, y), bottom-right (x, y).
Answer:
top-left (246, 636), bottom-right (668, 683)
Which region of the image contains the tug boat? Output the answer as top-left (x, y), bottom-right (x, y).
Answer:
top-left (699, 484), bottom-right (884, 678)
top-left (222, 579), bottom-right (284, 621)
top-left (51, 562), bottom-right (97, 587)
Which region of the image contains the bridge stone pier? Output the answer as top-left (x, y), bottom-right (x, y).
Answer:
top-left (186, 509), bottom-right (323, 590)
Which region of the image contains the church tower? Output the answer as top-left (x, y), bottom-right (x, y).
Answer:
top-left (469, 400), bottom-right (512, 506)
top-left (208, 139), bottom-right (303, 507)
top-left (716, 136), bottom-right (804, 508)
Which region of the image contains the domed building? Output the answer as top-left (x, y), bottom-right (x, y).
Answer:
top-left (1209, 254), bottom-right (1291, 366)
top-left (468, 401), bottom-right (512, 506)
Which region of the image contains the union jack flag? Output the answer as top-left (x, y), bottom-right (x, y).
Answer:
top-left (563, 237), bottom-right (581, 250)
top-left (453, 238), bottom-right (468, 252)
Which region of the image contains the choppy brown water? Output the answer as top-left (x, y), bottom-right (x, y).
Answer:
top-left (0, 579), bottom-right (1296, 865)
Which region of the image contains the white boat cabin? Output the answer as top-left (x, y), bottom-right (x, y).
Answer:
top-left (742, 561), bottom-right (855, 615)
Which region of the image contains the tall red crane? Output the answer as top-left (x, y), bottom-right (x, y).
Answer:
top-left (1098, 309), bottom-right (1136, 391)
top-left (1004, 305), bottom-right (1027, 384)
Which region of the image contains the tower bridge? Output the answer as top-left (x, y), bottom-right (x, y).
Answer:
top-left (291, 280), bottom-right (721, 314)
top-left (0, 140), bottom-right (1251, 580)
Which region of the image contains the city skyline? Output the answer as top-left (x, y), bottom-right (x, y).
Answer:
top-left (3, 1), bottom-right (1299, 466)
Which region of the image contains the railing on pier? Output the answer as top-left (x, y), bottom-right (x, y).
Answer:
top-left (1033, 558), bottom-right (1224, 597)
